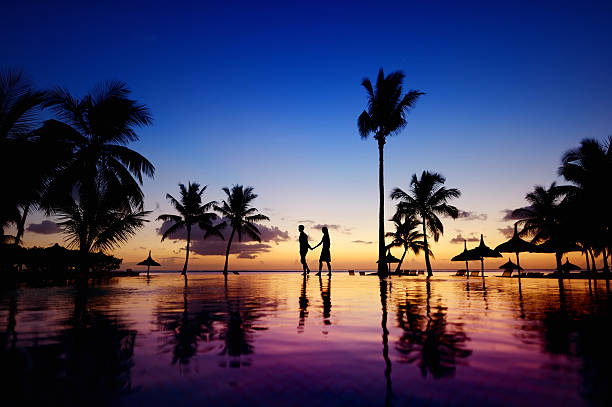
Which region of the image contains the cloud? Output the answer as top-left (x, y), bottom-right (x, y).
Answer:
top-left (27, 220), bottom-right (60, 235)
top-left (312, 224), bottom-right (352, 234)
top-left (497, 226), bottom-right (514, 238)
top-left (449, 234), bottom-right (479, 244)
top-left (501, 207), bottom-right (531, 221)
top-left (352, 240), bottom-right (373, 245)
top-left (457, 210), bottom-right (488, 221)
top-left (297, 220), bottom-right (314, 224)
top-left (157, 220), bottom-right (290, 259)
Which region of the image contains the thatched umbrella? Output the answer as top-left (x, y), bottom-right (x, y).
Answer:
top-left (467, 234), bottom-right (502, 277)
top-left (377, 250), bottom-right (401, 275)
top-left (499, 258), bottom-right (524, 273)
top-left (561, 257), bottom-right (581, 272)
top-left (494, 224), bottom-right (535, 278)
top-left (451, 240), bottom-right (480, 278)
top-left (137, 250), bottom-right (161, 277)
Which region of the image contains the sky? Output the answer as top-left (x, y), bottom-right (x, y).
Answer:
top-left (2, 0), bottom-right (612, 271)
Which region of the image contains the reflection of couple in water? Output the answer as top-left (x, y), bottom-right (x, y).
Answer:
top-left (298, 225), bottom-right (331, 276)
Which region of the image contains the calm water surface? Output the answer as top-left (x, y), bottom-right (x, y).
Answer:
top-left (1, 272), bottom-right (611, 406)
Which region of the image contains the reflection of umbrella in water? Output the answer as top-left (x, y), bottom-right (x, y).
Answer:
top-left (494, 224), bottom-right (535, 278)
top-left (467, 234), bottom-right (502, 277)
top-left (561, 257), bottom-right (581, 272)
top-left (137, 250), bottom-right (161, 277)
top-left (451, 240), bottom-right (480, 278)
top-left (377, 250), bottom-right (401, 275)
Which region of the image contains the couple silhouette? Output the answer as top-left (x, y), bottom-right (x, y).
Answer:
top-left (299, 225), bottom-right (331, 276)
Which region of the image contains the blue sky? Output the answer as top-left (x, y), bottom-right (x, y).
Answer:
top-left (3, 1), bottom-right (611, 269)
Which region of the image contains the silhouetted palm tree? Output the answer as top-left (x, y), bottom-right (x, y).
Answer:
top-left (42, 81), bottom-right (155, 268)
top-left (157, 182), bottom-right (224, 277)
top-left (54, 185), bottom-right (150, 271)
top-left (559, 137), bottom-right (611, 272)
top-left (44, 80), bottom-right (154, 211)
top-left (391, 171), bottom-right (460, 276)
top-left (358, 69), bottom-right (424, 275)
top-left (0, 69), bottom-right (48, 237)
top-left (214, 185), bottom-right (269, 277)
top-left (385, 215), bottom-right (428, 272)
top-left (512, 182), bottom-right (568, 271)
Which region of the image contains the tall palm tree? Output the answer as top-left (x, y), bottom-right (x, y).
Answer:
top-left (158, 182), bottom-right (224, 277)
top-left (385, 215), bottom-right (428, 272)
top-left (559, 137), bottom-right (611, 272)
top-left (358, 69), bottom-right (424, 275)
top-left (214, 185), bottom-right (269, 278)
top-left (391, 171), bottom-right (461, 277)
top-left (512, 182), bottom-right (568, 271)
top-left (41, 81), bottom-right (154, 269)
top-left (0, 69), bottom-right (48, 237)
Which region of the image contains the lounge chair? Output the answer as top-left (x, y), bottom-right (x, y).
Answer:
top-left (455, 270), bottom-right (466, 276)
top-left (469, 271), bottom-right (480, 277)
top-left (407, 270), bottom-right (417, 276)
top-left (525, 272), bottom-right (543, 277)
top-left (499, 270), bottom-right (512, 277)
top-left (348, 270), bottom-right (355, 275)
top-left (359, 271), bottom-right (366, 276)
top-left (417, 270), bottom-right (425, 275)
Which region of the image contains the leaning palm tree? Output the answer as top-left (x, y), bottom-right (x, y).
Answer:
top-left (55, 184), bottom-right (150, 272)
top-left (214, 185), bottom-right (269, 278)
top-left (385, 215), bottom-right (428, 272)
top-left (158, 182), bottom-right (224, 278)
top-left (358, 69), bottom-right (424, 275)
top-left (391, 171), bottom-right (461, 277)
top-left (0, 69), bottom-right (48, 237)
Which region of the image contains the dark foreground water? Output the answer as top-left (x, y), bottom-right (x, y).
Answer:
top-left (1, 272), bottom-right (611, 406)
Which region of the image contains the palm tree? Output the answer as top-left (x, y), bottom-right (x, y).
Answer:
top-left (157, 182), bottom-right (224, 278)
top-left (358, 69), bottom-right (424, 275)
top-left (559, 137), bottom-right (612, 272)
top-left (0, 69), bottom-right (48, 237)
top-left (385, 215), bottom-right (428, 272)
top-left (214, 185), bottom-right (269, 278)
top-left (55, 184), bottom-right (150, 271)
top-left (391, 171), bottom-right (461, 277)
top-left (44, 80), bottom-right (154, 211)
top-left (512, 182), bottom-right (568, 271)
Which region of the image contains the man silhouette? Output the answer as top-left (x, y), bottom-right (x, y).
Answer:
top-left (298, 225), bottom-right (313, 274)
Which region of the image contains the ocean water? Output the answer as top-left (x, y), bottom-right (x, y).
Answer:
top-left (1, 272), bottom-right (610, 406)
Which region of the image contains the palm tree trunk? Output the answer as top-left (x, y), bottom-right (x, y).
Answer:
top-left (602, 247), bottom-right (610, 273)
top-left (585, 249), bottom-right (591, 272)
top-left (182, 226), bottom-right (191, 277)
top-left (395, 246), bottom-right (408, 273)
top-left (15, 202), bottom-right (30, 246)
top-left (377, 138), bottom-right (386, 276)
top-left (223, 227), bottom-right (236, 276)
top-left (589, 248), bottom-right (597, 272)
top-left (555, 252), bottom-right (562, 273)
top-left (422, 219), bottom-right (433, 277)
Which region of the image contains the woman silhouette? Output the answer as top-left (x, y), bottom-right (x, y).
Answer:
top-left (313, 226), bottom-right (332, 276)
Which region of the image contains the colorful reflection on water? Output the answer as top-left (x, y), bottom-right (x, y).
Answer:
top-left (1, 273), bottom-right (611, 406)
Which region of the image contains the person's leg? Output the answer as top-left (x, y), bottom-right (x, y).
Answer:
top-left (327, 261), bottom-right (331, 274)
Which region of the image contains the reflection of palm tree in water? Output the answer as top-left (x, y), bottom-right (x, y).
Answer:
top-left (219, 286), bottom-right (268, 368)
top-left (298, 274), bottom-right (309, 333)
top-left (379, 277), bottom-right (393, 406)
top-left (396, 280), bottom-right (471, 379)
top-left (318, 274), bottom-right (332, 334)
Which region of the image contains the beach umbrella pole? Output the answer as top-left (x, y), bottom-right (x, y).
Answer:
top-left (466, 260), bottom-right (469, 278)
top-left (481, 257), bottom-right (484, 278)
top-left (515, 252), bottom-right (521, 279)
